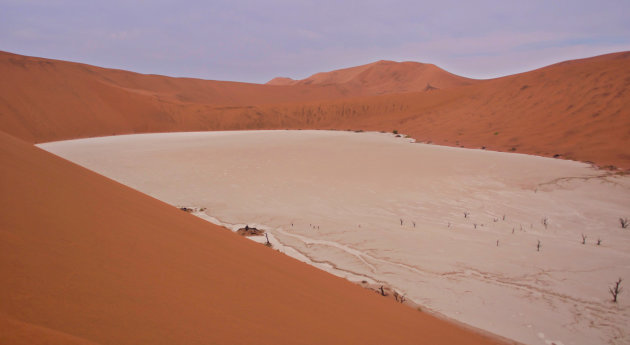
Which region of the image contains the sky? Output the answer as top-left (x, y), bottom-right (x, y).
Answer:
top-left (1, 0), bottom-right (629, 83)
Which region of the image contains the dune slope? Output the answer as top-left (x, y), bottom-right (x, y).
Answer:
top-left (0, 130), bottom-right (504, 345)
top-left (0, 51), bottom-right (353, 142)
top-left (0, 51), bottom-right (628, 169)
top-left (253, 52), bottom-right (630, 169)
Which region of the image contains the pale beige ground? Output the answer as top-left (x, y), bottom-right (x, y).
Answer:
top-left (41, 130), bottom-right (630, 345)
top-left (4, 130), bottom-right (504, 345)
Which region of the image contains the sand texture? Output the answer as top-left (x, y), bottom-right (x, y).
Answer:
top-left (2, 50), bottom-right (629, 169)
top-left (40, 130), bottom-right (630, 345)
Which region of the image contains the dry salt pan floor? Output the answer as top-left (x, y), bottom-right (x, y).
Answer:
top-left (40, 130), bottom-right (630, 345)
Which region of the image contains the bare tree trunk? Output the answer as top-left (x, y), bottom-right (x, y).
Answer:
top-left (609, 278), bottom-right (623, 303)
top-left (265, 233), bottom-right (271, 247)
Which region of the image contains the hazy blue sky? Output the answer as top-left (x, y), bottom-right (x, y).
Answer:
top-left (2, 0), bottom-right (629, 83)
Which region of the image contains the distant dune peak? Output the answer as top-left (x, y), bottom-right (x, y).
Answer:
top-left (266, 76), bottom-right (297, 85)
top-left (265, 59), bottom-right (474, 94)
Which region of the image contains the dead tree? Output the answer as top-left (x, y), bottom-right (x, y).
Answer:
top-left (597, 238), bottom-right (602, 246)
top-left (542, 217), bottom-right (548, 229)
top-left (609, 278), bottom-right (623, 303)
top-left (395, 292), bottom-right (406, 304)
top-left (379, 285), bottom-right (386, 296)
top-left (537, 240), bottom-right (541, 252)
top-left (400, 218), bottom-right (403, 226)
top-left (581, 234), bottom-right (587, 245)
top-left (265, 233), bottom-right (272, 247)
top-left (464, 212), bottom-right (469, 218)
top-left (621, 218), bottom-right (629, 229)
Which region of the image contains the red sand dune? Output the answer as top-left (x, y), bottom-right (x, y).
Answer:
top-left (1, 50), bottom-right (628, 168)
top-left (266, 60), bottom-right (475, 95)
top-left (0, 130), bottom-right (505, 344)
top-left (0, 51), bottom-right (359, 142)
top-left (267, 76), bottom-right (299, 86)
top-left (1, 50), bottom-right (628, 344)
top-left (209, 52), bottom-right (630, 169)
top-left (254, 52), bottom-right (630, 169)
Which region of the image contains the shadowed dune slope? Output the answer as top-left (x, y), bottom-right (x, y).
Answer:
top-left (266, 60), bottom-right (476, 94)
top-left (0, 51), bottom-right (353, 106)
top-left (0, 130), bottom-right (505, 345)
top-left (0, 51), bottom-right (355, 142)
top-left (0, 51), bottom-right (628, 168)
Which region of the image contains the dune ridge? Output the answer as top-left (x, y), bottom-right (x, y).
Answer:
top-left (266, 60), bottom-right (476, 94)
top-left (1, 50), bottom-right (628, 168)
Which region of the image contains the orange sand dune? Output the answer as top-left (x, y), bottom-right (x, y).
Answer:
top-left (0, 51), bottom-right (353, 106)
top-left (266, 60), bottom-right (475, 94)
top-left (0, 130), bottom-right (505, 344)
top-left (0, 52), bottom-right (469, 142)
top-left (254, 52), bottom-right (630, 169)
top-left (0, 51), bottom-right (355, 142)
top-left (1, 51), bottom-right (628, 168)
top-left (267, 76), bottom-right (299, 85)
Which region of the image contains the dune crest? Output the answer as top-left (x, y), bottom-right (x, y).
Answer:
top-left (267, 76), bottom-right (298, 85)
top-left (267, 59), bottom-right (475, 94)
